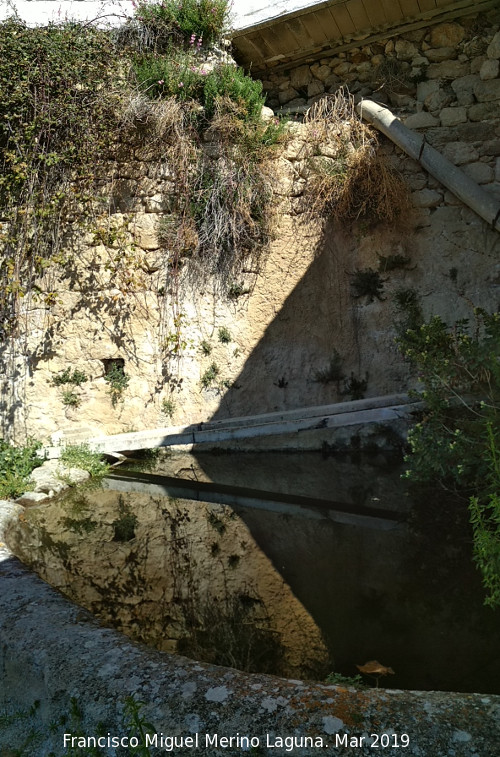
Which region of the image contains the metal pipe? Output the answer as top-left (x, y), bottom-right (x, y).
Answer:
top-left (356, 99), bottom-right (500, 233)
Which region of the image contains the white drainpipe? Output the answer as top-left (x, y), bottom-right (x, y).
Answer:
top-left (356, 99), bottom-right (500, 233)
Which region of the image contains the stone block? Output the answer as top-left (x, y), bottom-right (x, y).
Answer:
top-left (324, 73), bottom-right (341, 88)
top-left (427, 61), bottom-right (470, 80)
top-left (278, 87), bottom-right (299, 105)
top-left (416, 80), bottom-right (440, 102)
top-left (496, 158), bottom-right (500, 182)
top-left (132, 214), bottom-right (159, 250)
top-left (404, 112), bottom-right (440, 129)
top-left (480, 59), bottom-right (500, 80)
top-left (451, 74), bottom-right (479, 105)
top-left (474, 79), bottom-right (500, 102)
top-left (411, 189), bottom-right (442, 208)
top-left (439, 107), bottom-right (467, 127)
top-left (479, 139), bottom-right (500, 157)
top-left (406, 173), bottom-right (427, 191)
top-left (395, 39), bottom-right (418, 61)
top-left (487, 31), bottom-right (500, 60)
top-left (462, 161), bottom-right (494, 184)
top-left (441, 141), bottom-right (479, 165)
top-left (16, 491), bottom-right (50, 505)
top-left (426, 47), bottom-right (456, 63)
top-left (471, 55), bottom-right (488, 75)
top-left (424, 87), bottom-right (453, 112)
top-left (284, 97), bottom-right (307, 111)
top-left (310, 64), bottom-right (332, 82)
top-left (468, 102), bottom-right (500, 121)
top-left (283, 138), bottom-right (314, 161)
top-left (333, 62), bottom-right (352, 75)
top-left (290, 65), bottom-right (312, 89)
top-left (430, 23), bottom-right (465, 48)
top-left (307, 80), bottom-right (325, 98)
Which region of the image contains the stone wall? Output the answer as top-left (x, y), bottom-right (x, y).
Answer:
top-left (1, 10), bottom-right (500, 445)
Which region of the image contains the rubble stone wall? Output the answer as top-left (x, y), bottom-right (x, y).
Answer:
top-left (1, 11), bottom-right (500, 445)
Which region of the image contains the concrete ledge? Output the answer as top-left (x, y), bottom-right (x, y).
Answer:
top-left (43, 395), bottom-right (422, 458)
top-left (1, 501), bottom-right (499, 756)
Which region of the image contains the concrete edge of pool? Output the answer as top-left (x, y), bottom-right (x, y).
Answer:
top-left (1, 500), bottom-right (499, 756)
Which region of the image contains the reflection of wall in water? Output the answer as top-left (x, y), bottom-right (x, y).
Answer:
top-left (7, 489), bottom-right (329, 679)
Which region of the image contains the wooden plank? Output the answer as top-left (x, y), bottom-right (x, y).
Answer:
top-left (312, 7), bottom-right (343, 38)
top-left (380, 0), bottom-right (404, 22)
top-left (399, 0), bottom-right (421, 18)
top-left (245, 31), bottom-right (274, 60)
top-left (297, 14), bottom-right (332, 47)
top-left (332, 3), bottom-right (357, 35)
top-left (260, 25), bottom-right (298, 56)
top-left (287, 17), bottom-right (315, 48)
top-left (232, 35), bottom-right (264, 67)
top-left (417, 0), bottom-right (437, 11)
top-left (346, 0), bottom-right (371, 28)
top-left (361, 0), bottom-right (388, 26)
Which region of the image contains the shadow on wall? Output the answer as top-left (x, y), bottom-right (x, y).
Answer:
top-left (208, 217), bottom-right (412, 422)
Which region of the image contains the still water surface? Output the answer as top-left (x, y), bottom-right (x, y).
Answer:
top-left (6, 451), bottom-right (500, 693)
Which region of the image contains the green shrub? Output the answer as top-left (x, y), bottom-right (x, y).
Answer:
top-left (104, 362), bottom-right (130, 406)
top-left (61, 389), bottom-right (80, 407)
top-left (0, 19), bottom-right (124, 341)
top-left (201, 361), bottom-right (219, 388)
top-left (161, 398), bottom-right (176, 418)
top-left (218, 326), bottom-right (231, 343)
top-left (203, 64), bottom-right (265, 121)
top-left (350, 268), bottom-right (385, 302)
top-left (52, 368), bottom-right (88, 387)
top-left (134, 0), bottom-right (229, 47)
top-left (398, 308), bottom-right (500, 607)
top-left (0, 439), bottom-right (44, 499)
top-left (59, 444), bottom-right (109, 478)
top-left (134, 48), bottom-right (208, 101)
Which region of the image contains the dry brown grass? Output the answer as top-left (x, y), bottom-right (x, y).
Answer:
top-left (304, 89), bottom-right (409, 225)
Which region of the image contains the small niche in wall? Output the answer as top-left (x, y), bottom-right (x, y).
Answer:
top-left (102, 357), bottom-right (126, 377)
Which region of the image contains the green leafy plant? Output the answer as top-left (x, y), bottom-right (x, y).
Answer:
top-left (314, 349), bottom-right (344, 385)
top-left (133, 0), bottom-right (229, 48)
top-left (342, 372), bottom-right (368, 401)
top-left (397, 308), bottom-right (500, 607)
top-left (377, 252), bottom-right (412, 273)
top-left (218, 326), bottom-right (231, 343)
top-left (62, 389), bottom-right (80, 407)
top-left (161, 398), bottom-right (176, 418)
top-left (325, 671), bottom-right (366, 688)
top-left (123, 697), bottom-right (156, 756)
top-left (0, 19), bottom-right (125, 342)
top-left (350, 268), bottom-right (386, 303)
top-left (0, 438), bottom-right (43, 499)
top-left (200, 339), bottom-right (212, 355)
top-left (52, 369), bottom-right (88, 387)
top-left (393, 287), bottom-right (423, 334)
top-left (104, 362), bottom-right (130, 406)
top-left (59, 444), bottom-right (109, 478)
top-left (201, 361), bottom-right (220, 388)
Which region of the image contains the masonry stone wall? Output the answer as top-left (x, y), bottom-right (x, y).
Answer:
top-left (1, 11), bottom-right (500, 445)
